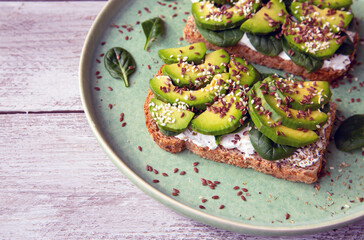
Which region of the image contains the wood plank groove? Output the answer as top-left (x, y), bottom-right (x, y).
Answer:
top-left (0, 1), bottom-right (362, 239)
top-left (0, 2), bottom-right (106, 112)
top-left (0, 110), bottom-right (85, 114)
top-left (0, 111), bottom-right (362, 239)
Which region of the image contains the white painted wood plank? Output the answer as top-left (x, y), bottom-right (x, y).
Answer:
top-left (0, 113), bottom-right (363, 239)
top-left (0, 2), bottom-right (105, 112)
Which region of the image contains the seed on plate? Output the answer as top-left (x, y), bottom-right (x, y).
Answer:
top-left (146, 165), bottom-right (153, 171)
top-left (201, 178), bottom-right (207, 186)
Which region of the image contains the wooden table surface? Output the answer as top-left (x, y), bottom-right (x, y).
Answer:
top-left (0, 1), bottom-right (363, 239)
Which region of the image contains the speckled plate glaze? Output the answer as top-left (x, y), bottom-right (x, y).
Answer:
top-left (80, 0), bottom-right (364, 236)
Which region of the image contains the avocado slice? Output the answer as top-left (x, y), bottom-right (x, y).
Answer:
top-left (229, 56), bottom-right (261, 87)
top-left (162, 49), bottom-right (230, 87)
top-left (190, 90), bottom-right (248, 135)
top-left (297, 0), bottom-right (352, 10)
top-left (282, 18), bottom-right (343, 60)
top-left (192, 0), bottom-right (260, 31)
top-left (255, 82), bottom-right (328, 130)
top-left (240, 0), bottom-right (288, 35)
top-left (248, 121), bottom-right (297, 160)
top-left (211, 0), bottom-right (238, 5)
top-left (290, 2), bottom-right (353, 33)
top-left (158, 42), bottom-right (207, 65)
top-left (215, 119), bottom-right (249, 145)
top-left (271, 76), bottom-right (331, 110)
top-left (149, 97), bottom-right (195, 134)
top-left (248, 84), bottom-right (318, 147)
top-left (149, 73), bottom-right (229, 110)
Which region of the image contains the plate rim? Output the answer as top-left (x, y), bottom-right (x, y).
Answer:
top-left (79, 0), bottom-right (364, 236)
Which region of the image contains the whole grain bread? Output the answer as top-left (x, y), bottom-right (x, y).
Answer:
top-left (183, 15), bottom-right (358, 82)
top-left (144, 67), bottom-right (337, 184)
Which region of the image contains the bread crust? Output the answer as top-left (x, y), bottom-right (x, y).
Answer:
top-left (144, 68), bottom-right (337, 184)
top-left (183, 15), bottom-right (358, 82)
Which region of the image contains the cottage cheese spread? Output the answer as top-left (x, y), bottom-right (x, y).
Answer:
top-left (175, 112), bottom-right (332, 168)
top-left (176, 128), bottom-right (218, 149)
top-left (219, 126), bottom-right (255, 156)
top-left (238, 33), bottom-right (352, 71)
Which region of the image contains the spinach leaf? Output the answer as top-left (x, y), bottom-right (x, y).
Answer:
top-left (320, 103), bottom-right (330, 114)
top-left (335, 114), bottom-right (364, 152)
top-left (246, 33), bottom-right (282, 56)
top-left (195, 23), bottom-right (244, 47)
top-left (336, 33), bottom-right (355, 56)
top-left (104, 47), bottom-right (136, 87)
top-left (142, 17), bottom-right (165, 50)
top-left (281, 38), bottom-right (323, 73)
top-left (249, 123), bottom-right (297, 160)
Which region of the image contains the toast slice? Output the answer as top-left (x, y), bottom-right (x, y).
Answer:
top-left (144, 68), bottom-right (337, 184)
top-left (183, 16), bottom-right (358, 82)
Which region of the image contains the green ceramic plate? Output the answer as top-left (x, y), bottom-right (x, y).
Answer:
top-left (80, 0), bottom-right (364, 236)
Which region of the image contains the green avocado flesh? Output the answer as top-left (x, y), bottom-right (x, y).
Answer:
top-left (272, 76), bottom-right (331, 110)
top-left (191, 90), bottom-right (247, 135)
top-left (149, 97), bottom-right (195, 133)
top-left (211, 0), bottom-right (238, 5)
top-left (240, 0), bottom-right (288, 35)
top-left (290, 2), bottom-right (353, 33)
top-left (192, 0), bottom-right (260, 31)
top-left (248, 123), bottom-right (297, 160)
top-left (158, 42), bottom-right (207, 64)
top-left (297, 0), bottom-right (352, 10)
top-left (255, 83), bottom-right (328, 130)
top-left (229, 57), bottom-right (260, 87)
top-left (248, 84), bottom-right (318, 147)
top-left (149, 73), bottom-right (229, 110)
top-left (162, 49), bottom-right (230, 87)
top-left (283, 19), bottom-right (342, 60)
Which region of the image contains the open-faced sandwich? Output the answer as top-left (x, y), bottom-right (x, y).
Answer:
top-left (183, 0), bottom-right (358, 82)
top-left (144, 43), bottom-right (336, 183)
